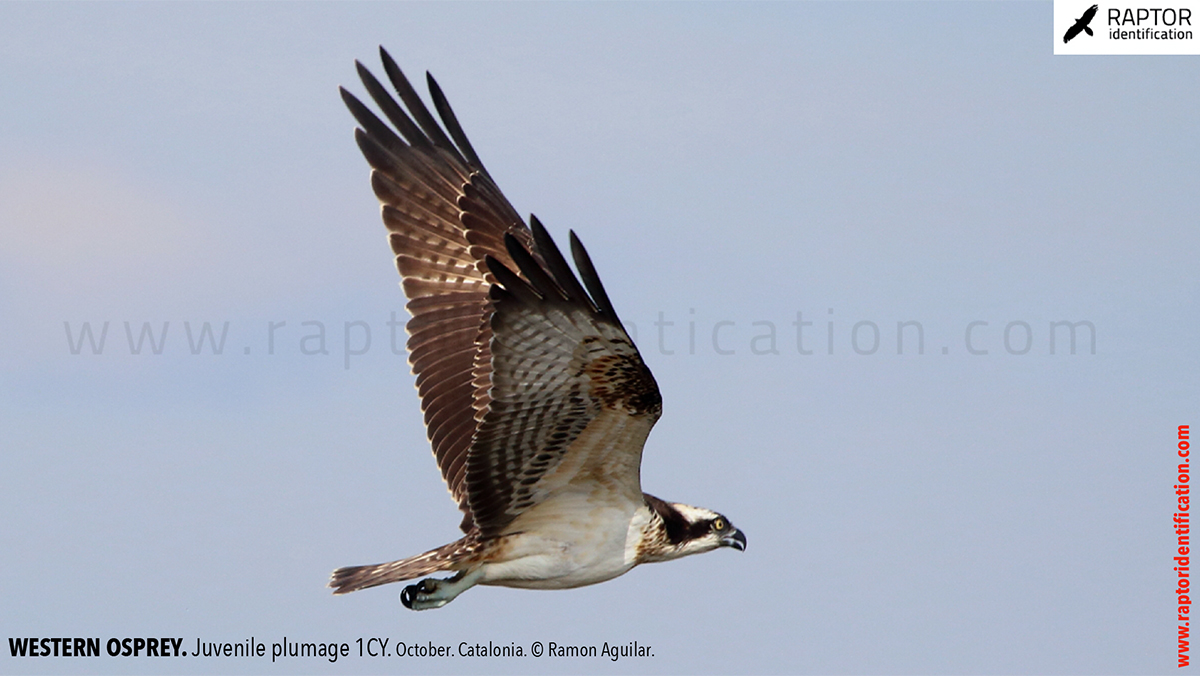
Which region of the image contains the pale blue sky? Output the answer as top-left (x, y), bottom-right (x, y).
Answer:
top-left (1, 2), bottom-right (1197, 674)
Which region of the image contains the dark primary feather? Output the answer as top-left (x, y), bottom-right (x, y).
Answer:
top-left (426, 72), bottom-right (488, 172)
top-left (569, 231), bottom-right (622, 323)
top-left (504, 233), bottom-right (566, 302)
top-left (379, 50), bottom-right (463, 161)
top-left (530, 215), bottom-right (595, 311)
top-left (344, 47), bottom-right (532, 531)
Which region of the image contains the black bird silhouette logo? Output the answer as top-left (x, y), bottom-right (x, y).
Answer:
top-left (1064, 4), bottom-right (1099, 43)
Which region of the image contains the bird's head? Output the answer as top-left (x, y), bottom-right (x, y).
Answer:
top-left (640, 495), bottom-right (746, 562)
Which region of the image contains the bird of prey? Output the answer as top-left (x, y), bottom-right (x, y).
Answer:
top-left (328, 48), bottom-right (745, 611)
top-left (1063, 4), bottom-right (1099, 43)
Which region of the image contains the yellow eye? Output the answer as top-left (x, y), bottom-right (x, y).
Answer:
top-left (712, 518), bottom-right (726, 531)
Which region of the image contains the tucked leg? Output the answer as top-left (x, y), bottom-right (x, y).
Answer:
top-left (399, 568), bottom-right (483, 610)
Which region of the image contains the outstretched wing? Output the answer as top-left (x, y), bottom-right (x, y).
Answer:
top-left (341, 47), bottom-right (539, 531)
top-left (467, 225), bottom-right (662, 538)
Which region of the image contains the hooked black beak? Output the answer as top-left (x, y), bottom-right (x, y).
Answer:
top-left (721, 528), bottom-right (747, 552)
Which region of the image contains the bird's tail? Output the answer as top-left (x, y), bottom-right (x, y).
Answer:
top-left (329, 538), bottom-right (476, 595)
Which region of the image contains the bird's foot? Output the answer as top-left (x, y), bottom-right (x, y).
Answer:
top-left (399, 569), bottom-right (482, 611)
top-left (400, 578), bottom-right (450, 610)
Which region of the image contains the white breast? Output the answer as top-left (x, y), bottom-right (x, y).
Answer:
top-left (478, 492), bottom-right (642, 589)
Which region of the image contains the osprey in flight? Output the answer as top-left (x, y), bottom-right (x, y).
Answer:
top-left (329, 48), bottom-right (745, 610)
